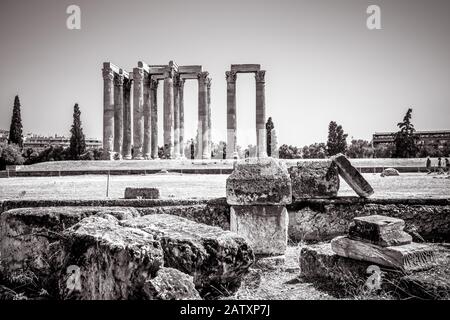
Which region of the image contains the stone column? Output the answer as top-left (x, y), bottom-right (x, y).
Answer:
top-left (163, 64), bottom-right (175, 159)
top-left (226, 71), bottom-right (237, 159)
top-left (102, 64), bottom-right (115, 160)
top-left (143, 74), bottom-right (151, 159)
top-left (122, 77), bottom-right (133, 160)
top-left (179, 79), bottom-right (185, 158)
top-left (150, 78), bottom-right (159, 159)
top-left (255, 70), bottom-right (267, 158)
top-left (113, 72), bottom-right (124, 158)
top-left (207, 77), bottom-right (212, 158)
top-left (197, 71), bottom-right (210, 159)
top-left (132, 67), bottom-right (144, 159)
top-left (173, 74), bottom-right (181, 159)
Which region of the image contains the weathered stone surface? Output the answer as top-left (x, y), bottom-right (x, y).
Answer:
top-left (124, 187), bottom-right (160, 199)
top-left (349, 215), bottom-right (412, 247)
top-left (254, 255), bottom-right (285, 270)
top-left (230, 205), bottom-right (288, 256)
top-left (331, 154), bottom-right (374, 198)
top-left (60, 214), bottom-right (164, 299)
top-left (226, 158), bottom-right (292, 205)
top-left (331, 236), bottom-right (436, 272)
top-left (381, 168), bottom-right (400, 177)
top-left (120, 214), bottom-right (254, 297)
top-left (0, 206), bottom-right (140, 295)
top-left (142, 267), bottom-right (201, 300)
top-left (288, 160), bottom-right (339, 200)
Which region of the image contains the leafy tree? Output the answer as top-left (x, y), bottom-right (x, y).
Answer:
top-left (279, 144), bottom-right (301, 159)
top-left (373, 144), bottom-right (395, 158)
top-left (266, 117), bottom-right (274, 156)
top-left (303, 143), bottom-right (327, 159)
top-left (69, 103), bottom-right (86, 160)
top-left (346, 140), bottom-right (374, 158)
top-left (326, 121), bottom-right (348, 156)
top-left (393, 108), bottom-right (418, 158)
top-left (0, 142), bottom-right (24, 170)
top-left (8, 95), bottom-right (23, 148)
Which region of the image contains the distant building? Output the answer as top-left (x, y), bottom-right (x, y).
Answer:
top-left (23, 134), bottom-right (102, 151)
top-left (373, 130), bottom-right (450, 150)
top-left (0, 129), bottom-right (9, 143)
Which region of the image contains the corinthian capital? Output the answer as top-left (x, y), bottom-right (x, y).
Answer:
top-left (164, 65), bottom-right (176, 79)
top-left (150, 78), bottom-right (158, 90)
top-left (133, 68), bottom-right (144, 82)
top-left (124, 77), bottom-right (133, 90)
top-left (225, 71), bottom-right (237, 83)
top-left (197, 71), bottom-right (209, 83)
top-left (255, 70), bottom-right (266, 83)
top-left (114, 73), bottom-right (124, 86)
top-left (102, 67), bottom-right (114, 81)
top-left (206, 77), bottom-right (212, 89)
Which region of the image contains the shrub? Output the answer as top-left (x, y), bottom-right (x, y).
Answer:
top-left (0, 142), bottom-right (24, 170)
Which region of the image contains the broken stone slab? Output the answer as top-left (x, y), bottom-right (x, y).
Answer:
top-left (331, 154), bottom-right (374, 198)
top-left (0, 206), bottom-right (140, 294)
top-left (381, 168), bottom-right (400, 177)
top-left (230, 205), bottom-right (288, 256)
top-left (226, 157), bottom-right (292, 206)
top-left (331, 236), bottom-right (436, 272)
top-left (59, 214), bottom-right (164, 300)
top-left (142, 267), bottom-right (201, 300)
top-left (349, 215), bottom-right (412, 247)
top-left (288, 160), bottom-right (339, 200)
top-left (120, 214), bottom-right (254, 297)
top-left (124, 187), bottom-right (160, 199)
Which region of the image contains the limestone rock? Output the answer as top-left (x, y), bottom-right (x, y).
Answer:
top-left (143, 267), bottom-right (201, 300)
top-left (124, 187), bottom-right (160, 199)
top-left (331, 154), bottom-right (374, 198)
top-left (226, 157), bottom-right (292, 205)
top-left (331, 236), bottom-right (436, 272)
top-left (288, 160), bottom-right (339, 200)
top-left (348, 215), bottom-right (412, 247)
top-left (381, 168), bottom-right (400, 177)
top-left (60, 214), bottom-right (164, 300)
top-left (120, 214), bottom-right (254, 297)
top-left (230, 205), bottom-right (288, 256)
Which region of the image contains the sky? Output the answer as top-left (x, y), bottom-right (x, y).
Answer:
top-left (0, 0), bottom-right (449, 148)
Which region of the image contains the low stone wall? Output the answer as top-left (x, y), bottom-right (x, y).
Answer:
top-left (1, 197), bottom-right (449, 243)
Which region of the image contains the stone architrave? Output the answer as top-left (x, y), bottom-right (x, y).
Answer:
top-left (332, 153), bottom-right (374, 197)
top-left (163, 64), bottom-right (175, 159)
top-left (113, 72), bottom-right (124, 158)
top-left (173, 74), bottom-right (181, 159)
top-left (143, 74), bottom-right (151, 159)
top-left (226, 71), bottom-right (237, 159)
top-left (255, 71), bottom-right (267, 158)
top-left (348, 215), bottom-right (412, 247)
top-left (179, 79), bottom-right (185, 158)
top-left (102, 64), bottom-right (115, 160)
top-left (150, 78), bottom-right (159, 159)
top-left (132, 67), bottom-right (144, 159)
top-left (122, 78), bottom-right (133, 159)
top-left (197, 71), bottom-right (210, 159)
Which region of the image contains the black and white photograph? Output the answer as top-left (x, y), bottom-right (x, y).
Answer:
top-left (0, 0), bottom-right (449, 311)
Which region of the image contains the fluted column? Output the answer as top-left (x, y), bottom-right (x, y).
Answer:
top-left (255, 70), bottom-right (267, 158)
top-left (143, 74), bottom-right (151, 159)
top-left (163, 64), bottom-right (175, 159)
top-left (133, 67), bottom-right (144, 159)
top-left (197, 72), bottom-right (210, 159)
top-left (122, 77), bottom-right (133, 159)
top-left (113, 72), bottom-right (124, 158)
top-left (173, 74), bottom-right (181, 158)
top-left (206, 77), bottom-right (212, 158)
top-left (179, 79), bottom-right (185, 158)
top-left (150, 78), bottom-right (159, 159)
top-left (226, 71), bottom-right (237, 159)
top-left (102, 64), bottom-right (115, 160)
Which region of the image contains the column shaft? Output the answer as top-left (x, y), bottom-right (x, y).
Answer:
top-left (207, 78), bottom-right (212, 158)
top-left (133, 67), bottom-right (144, 159)
top-left (173, 74), bottom-right (181, 158)
top-left (198, 71), bottom-right (210, 159)
top-left (163, 64), bottom-right (175, 159)
top-left (150, 79), bottom-right (159, 159)
top-left (113, 72), bottom-right (124, 158)
top-left (102, 64), bottom-right (115, 160)
top-left (179, 79), bottom-right (185, 158)
top-left (143, 75), bottom-right (151, 159)
top-left (255, 70), bottom-right (267, 158)
top-left (122, 78), bottom-right (132, 159)
top-left (226, 71), bottom-right (237, 159)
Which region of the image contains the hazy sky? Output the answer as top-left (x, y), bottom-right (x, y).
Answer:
top-left (0, 0), bottom-right (449, 148)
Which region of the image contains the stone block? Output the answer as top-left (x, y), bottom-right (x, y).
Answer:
top-left (124, 187), bottom-right (160, 199)
top-left (120, 214), bottom-right (254, 297)
top-left (331, 236), bottom-right (436, 272)
top-left (288, 160), bottom-right (339, 200)
top-left (230, 205), bottom-right (288, 256)
top-left (349, 215), bottom-right (412, 247)
top-left (381, 168), bottom-right (400, 177)
top-left (331, 154), bottom-right (374, 198)
top-left (226, 157), bottom-right (292, 205)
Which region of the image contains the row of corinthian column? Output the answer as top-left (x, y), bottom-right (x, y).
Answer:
top-left (102, 62), bottom-right (212, 160)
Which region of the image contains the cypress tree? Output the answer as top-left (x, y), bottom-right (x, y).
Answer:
top-left (327, 121), bottom-right (348, 156)
top-left (393, 108), bottom-right (417, 158)
top-left (8, 95), bottom-right (23, 148)
top-left (69, 103), bottom-right (86, 160)
top-left (266, 117), bottom-right (274, 156)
